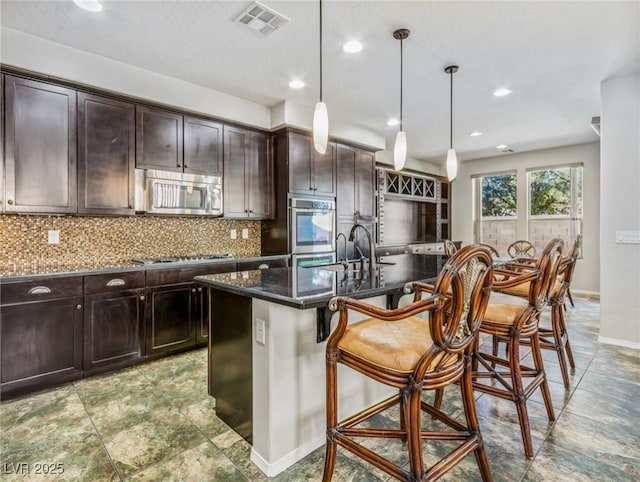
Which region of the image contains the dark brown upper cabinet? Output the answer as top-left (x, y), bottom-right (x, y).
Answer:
top-left (336, 144), bottom-right (376, 260)
top-left (184, 116), bottom-right (223, 176)
top-left (78, 92), bottom-right (135, 215)
top-left (336, 144), bottom-right (375, 220)
top-left (223, 126), bottom-right (272, 219)
top-left (288, 132), bottom-right (336, 197)
top-left (135, 105), bottom-right (184, 172)
top-left (3, 75), bottom-right (77, 214)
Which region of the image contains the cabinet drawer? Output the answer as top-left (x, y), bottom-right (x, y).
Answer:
top-left (146, 262), bottom-right (236, 286)
top-left (0, 276), bottom-right (83, 305)
top-left (84, 271), bottom-right (145, 295)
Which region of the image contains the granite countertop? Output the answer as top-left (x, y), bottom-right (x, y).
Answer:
top-left (0, 254), bottom-right (290, 282)
top-left (195, 254), bottom-right (444, 309)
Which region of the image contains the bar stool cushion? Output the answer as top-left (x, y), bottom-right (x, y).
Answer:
top-left (484, 292), bottom-right (530, 325)
top-left (499, 276), bottom-right (563, 299)
top-left (338, 315), bottom-right (457, 372)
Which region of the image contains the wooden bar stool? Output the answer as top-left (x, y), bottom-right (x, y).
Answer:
top-left (323, 246), bottom-right (495, 481)
top-left (495, 235), bottom-right (581, 388)
top-left (471, 238), bottom-right (564, 458)
top-left (507, 240), bottom-right (536, 258)
top-left (443, 239), bottom-right (458, 256)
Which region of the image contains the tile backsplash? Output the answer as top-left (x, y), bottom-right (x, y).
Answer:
top-left (0, 215), bottom-right (262, 274)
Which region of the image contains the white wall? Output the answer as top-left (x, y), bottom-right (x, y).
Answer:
top-left (1, 27), bottom-right (271, 128)
top-left (599, 72), bottom-right (640, 347)
top-left (1, 28), bottom-right (384, 150)
top-left (374, 149), bottom-right (444, 176)
top-left (451, 142), bottom-right (600, 293)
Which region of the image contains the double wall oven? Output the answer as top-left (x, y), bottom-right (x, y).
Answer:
top-left (290, 198), bottom-right (337, 297)
top-left (290, 197), bottom-right (336, 262)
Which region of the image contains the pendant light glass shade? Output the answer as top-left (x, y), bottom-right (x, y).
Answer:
top-left (446, 148), bottom-right (458, 181)
top-left (444, 65), bottom-right (459, 182)
top-left (394, 131), bottom-right (407, 171)
top-left (313, 101), bottom-right (329, 154)
top-left (392, 28), bottom-right (410, 172)
top-left (313, 0), bottom-right (328, 154)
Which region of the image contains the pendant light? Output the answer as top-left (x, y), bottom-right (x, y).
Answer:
top-left (392, 28), bottom-right (410, 171)
top-left (313, 0), bottom-right (329, 154)
top-left (445, 65), bottom-right (459, 181)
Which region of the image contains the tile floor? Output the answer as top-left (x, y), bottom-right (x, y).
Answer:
top-left (1, 297), bottom-right (639, 481)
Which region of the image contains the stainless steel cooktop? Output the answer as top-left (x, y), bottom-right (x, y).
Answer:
top-left (131, 254), bottom-right (233, 265)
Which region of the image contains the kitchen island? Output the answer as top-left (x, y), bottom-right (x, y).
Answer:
top-left (194, 254), bottom-right (444, 476)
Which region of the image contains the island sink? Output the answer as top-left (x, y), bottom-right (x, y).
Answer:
top-left (308, 259), bottom-right (396, 272)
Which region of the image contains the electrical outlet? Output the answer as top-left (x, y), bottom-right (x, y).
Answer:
top-left (242, 228), bottom-right (249, 239)
top-left (231, 229), bottom-right (237, 240)
top-left (242, 271), bottom-right (249, 279)
top-left (255, 318), bottom-right (266, 345)
top-left (48, 230), bottom-right (60, 245)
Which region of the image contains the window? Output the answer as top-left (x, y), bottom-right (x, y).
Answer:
top-left (528, 166), bottom-right (583, 256)
top-left (475, 172), bottom-right (517, 255)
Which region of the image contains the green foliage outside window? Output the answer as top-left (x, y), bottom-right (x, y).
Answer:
top-left (529, 168), bottom-right (571, 216)
top-left (481, 174), bottom-right (517, 217)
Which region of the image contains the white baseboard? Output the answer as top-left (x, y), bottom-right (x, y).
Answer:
top-left (598, 336), bottom-right (640, 350)
top-left (573, 289), bottom-right (600, 298)
top-left (250, 434), bottom-right (326, 477)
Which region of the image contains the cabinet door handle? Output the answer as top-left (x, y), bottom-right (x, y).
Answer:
top-left (28, 286), bottom-right (52, 295)
top-left (76, 304), bottom-right (82, 310)
top-left (197, 287), bottom-right (202, 292)
top-left (106, 278), bottom-right (126, 287)
top-left (258, 264), bottom-right (269, 270)
top-left (7, 200), bottom-right (14, 205)
top-left (139, 295), bottom-right (145, 301)
top-left (192, 288), bottom-right (197, 293)
top-left (249, 209), bottom-right (253, 213)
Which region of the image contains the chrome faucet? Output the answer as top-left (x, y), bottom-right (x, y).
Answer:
top-left (348, 224), bottom-right (376, 271)
top-left (335, 233), bottom-right (349, 269)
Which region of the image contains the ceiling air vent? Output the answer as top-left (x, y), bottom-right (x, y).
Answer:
top-left (235, 2), bottom-right (290, 37)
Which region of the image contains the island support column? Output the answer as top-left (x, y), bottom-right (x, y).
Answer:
top-left (249, 295), bottom-right (394, 476)
top-left (208, 289), bottom-right (253, 442)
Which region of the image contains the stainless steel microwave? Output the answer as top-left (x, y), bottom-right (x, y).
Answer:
top-left (134, 169), bottom-right (222, 216)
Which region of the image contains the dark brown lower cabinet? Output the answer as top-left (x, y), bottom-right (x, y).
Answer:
top-left (146, 283), bottom-right (196, 357)
top-left (83, 288), bottom-right (145, 375)
top-left (145, 262), bottom-right (236, 356)
top-left (0, 297), bottom-right (83, 399)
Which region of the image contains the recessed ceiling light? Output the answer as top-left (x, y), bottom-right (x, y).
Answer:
top-left (343, 41), bottom-right (363, 53)
top-left (386, 118), bottom-right (399, 126)
top-left (73, 0), bottom-right (102, 12)
top-left (496, 144), bottom-right (508, 149)
top-left (469, 131), bottom-right (483, 137)
top-left (288, 79), bottom-right (305, 89)
top-left (493, 88), bottom-right (512, 97)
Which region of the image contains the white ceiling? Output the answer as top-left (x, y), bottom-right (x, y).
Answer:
top-left (1, 1), bottom-right (639, 163)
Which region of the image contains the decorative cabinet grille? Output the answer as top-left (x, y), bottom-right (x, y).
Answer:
top-left (383, 169), bottom-right (436, 201)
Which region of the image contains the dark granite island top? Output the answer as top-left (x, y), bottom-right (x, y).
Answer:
top-left (194, 253), bottom-right (444, 310)
top-left (195, 254), bottom-right (445, 477)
